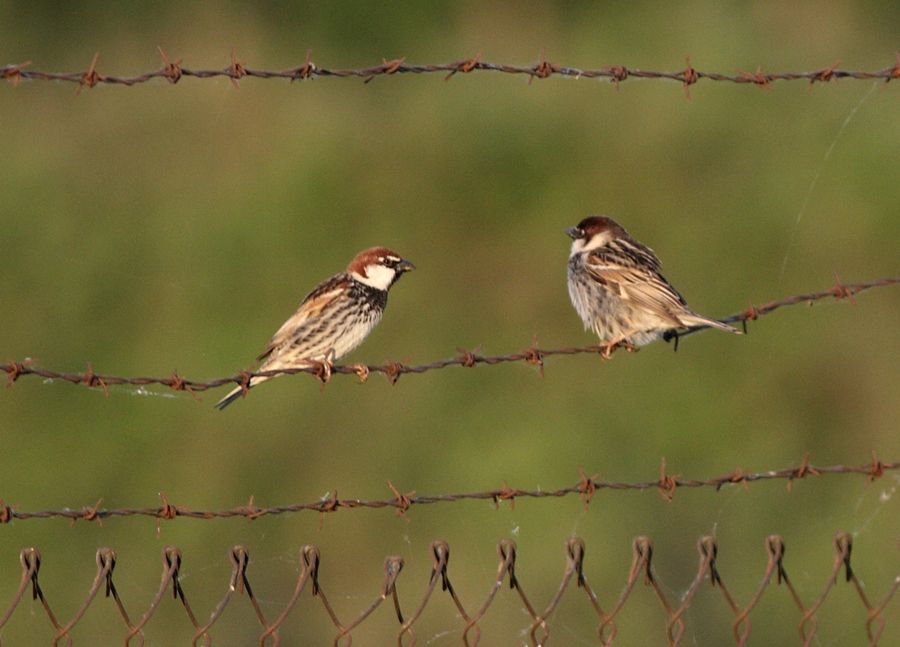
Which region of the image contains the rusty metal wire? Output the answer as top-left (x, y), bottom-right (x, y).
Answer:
top-left (2, 276), bottom-right (897, 398)
top-left (1, 534), bottom-right (897, 646)
top-left (0, 454), bottom-right (895, 525)
top-left (3, 50), bottom-right (900, 93)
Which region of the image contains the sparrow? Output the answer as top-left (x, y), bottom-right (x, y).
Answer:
top-left (215, 247), bottom-right (415, 409)
top-left (566, 216), bottom-right (739, 357)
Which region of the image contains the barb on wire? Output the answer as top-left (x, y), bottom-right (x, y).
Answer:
top-left (1, 534), bottom-right (897, 646)
top-left (3, 51), bottom-right (900, 92)
top-left (2, 277), bottom-right (897, 397)
top-left (0, 454), bottom-right (895, 525)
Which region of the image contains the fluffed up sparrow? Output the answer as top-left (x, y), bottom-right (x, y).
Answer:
top-left (566, 216), bottom-right (739, 357)
top-left (215, 247), bottom-right (414, 409)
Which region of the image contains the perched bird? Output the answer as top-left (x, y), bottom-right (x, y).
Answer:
top-left (215, 247), bottom-right (414, 409)
top-left (566, 216), bottom-right (739, 357)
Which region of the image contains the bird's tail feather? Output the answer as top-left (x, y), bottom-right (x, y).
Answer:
top-left (680, 313), bottom-right (742, 334)
top-left (213, 375), bottom-right (269, 410)
top-left (214, 386), bottom-right (245, 410)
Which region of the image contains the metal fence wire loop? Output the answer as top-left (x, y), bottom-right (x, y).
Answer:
top-left (1, 536), bottom-right (897, 645)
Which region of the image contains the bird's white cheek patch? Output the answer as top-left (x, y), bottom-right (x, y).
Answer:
top-left (570, 239), bottom-right (586, 255)
top-left (579, 232), bottom-right (614, 252)
top-left (352, 264), bottom-right (396, 290)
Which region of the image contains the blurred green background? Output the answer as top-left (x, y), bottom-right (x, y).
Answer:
top-left (1, 2), bottom-right (898, 644)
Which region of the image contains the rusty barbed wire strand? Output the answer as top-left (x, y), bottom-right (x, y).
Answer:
top-left (2, 276), bottom-right (897, 397)
top-left (1, 535), bottom-right (897, 646)
top-left (0, 454), bottom-right (895, 525)
top-left (3, 50), bottom-right (900, 92)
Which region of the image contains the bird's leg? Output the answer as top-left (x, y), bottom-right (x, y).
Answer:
top-left (599, 338), bottom-right (623, 359)
top-left (663, 329), bottom-right (680, 352)
top-left (599, 337), bottom-right (637, 359)
top-left (322, 348), bottom-right (336, 381)
top-left (350, 363), bottom-right (370, 383)
top-left (312, 349), bottom-right (336, 384)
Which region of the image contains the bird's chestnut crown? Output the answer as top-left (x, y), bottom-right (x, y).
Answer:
top-left (566, 216), bottom-right (624, 241)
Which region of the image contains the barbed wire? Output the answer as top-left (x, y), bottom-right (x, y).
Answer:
top-left (0, 454), bottom-right (895, 525)
top-left (3, 50), bottom-right (900, 95)
top-left (2, 276), bottom-right (897, 398)
top-left (1, 533), bottom-right (897, 646)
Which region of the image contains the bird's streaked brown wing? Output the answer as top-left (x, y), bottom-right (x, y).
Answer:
top-left (256, 274), bottom-right (351, 361)
top-left (584, 238), bottom-right (689, 325)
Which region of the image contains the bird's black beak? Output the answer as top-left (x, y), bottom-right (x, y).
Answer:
top-left (565, 227), bottom-right (582, 240)
top-left (397, 259), bottom-right (416, 273)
